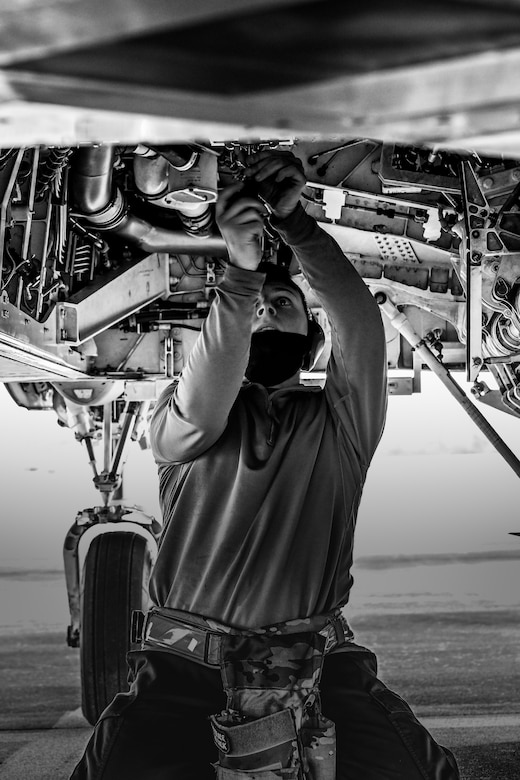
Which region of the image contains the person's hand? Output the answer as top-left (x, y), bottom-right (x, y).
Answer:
top-left (244, 150), bottom-right (306, 221)
top-left (215, 183), bottom-right (267, 270)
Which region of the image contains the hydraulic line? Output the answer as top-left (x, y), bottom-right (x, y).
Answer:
top-left (377, 293), bottom-right (520, 480)
top-left (72, 146), bottom-right (227, 256)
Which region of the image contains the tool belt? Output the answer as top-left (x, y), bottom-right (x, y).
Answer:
top-left (132, 607), bottom-right (352, 780)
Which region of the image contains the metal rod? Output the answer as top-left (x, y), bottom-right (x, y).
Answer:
top-left (116, 333), bottom-right (145, 371)
top-left (21, 147), bottom-right (40, 263)
top-left (84, 436), bottom-right (99, 479)
top-left (103, 402), bottom-right (112, 474)
top-left (110, 402), bottom-right (138, 477)
top-left (0, 149), bottom-right (24, 282)
top-left (377, 293), bottom-right (520, 480)
top-left (36, 197), bottom-right (53, 319)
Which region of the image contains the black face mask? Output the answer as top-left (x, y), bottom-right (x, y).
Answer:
top-left (245, 331), bottom-right (309, 387)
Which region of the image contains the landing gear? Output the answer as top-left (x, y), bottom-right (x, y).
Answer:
top-left (64, 504), bottom-right (160, 725)
top-left (58, 383), bottom-right (161, 725)
top-left (80, 531), bottom-right (154, 724)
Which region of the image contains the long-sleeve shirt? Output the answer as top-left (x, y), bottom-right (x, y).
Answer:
top-left (149, 205), bottom-right (387, 629)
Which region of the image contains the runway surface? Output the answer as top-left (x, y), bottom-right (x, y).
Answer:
top-left (0, 708), bottom-right (518, 779)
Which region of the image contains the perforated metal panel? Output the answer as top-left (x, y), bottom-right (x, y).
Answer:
top-left (374, 234), bottom-right (419, 264)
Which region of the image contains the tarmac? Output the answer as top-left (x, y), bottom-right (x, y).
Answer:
top-left (0, 708), bottom-right (518, 779)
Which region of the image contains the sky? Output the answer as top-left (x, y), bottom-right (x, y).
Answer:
top-left (0, 371), bottom-right (519, 570)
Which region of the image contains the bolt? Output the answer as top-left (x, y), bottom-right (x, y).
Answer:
top-left (471, 230), bottom-right (480, 239)
top-left (482, 177), bottom-right (494, 190)
top-left (473, 357), bottom-right (482, 367)
top-left (511, 169), bottom-right (520, 182)
top-left (471, 251), bottom-right (482, 263)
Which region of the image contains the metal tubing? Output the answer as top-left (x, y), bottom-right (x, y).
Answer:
top-left (73, 145), bottom-right (114, 212)
top-left (0, 149), bottom-right (24, 282)
top-left (36, 197), bottom-right (53, 319)
top-left (73, 146), bottom-right (227, 256)
top-left (21, 147), bottom-right (40, 263)
top-left (84, 436), bottom-right (98, 479)
top-left (378, 293), bottom-right (520, 480)
top-left (103, 402), bottom-right (112, 475)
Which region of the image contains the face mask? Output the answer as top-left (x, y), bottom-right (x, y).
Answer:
top-left (245, 331), bottom-right (308, 387)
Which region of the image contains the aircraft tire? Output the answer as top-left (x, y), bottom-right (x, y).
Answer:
top-left (80, 530), bottom-right (153, 725)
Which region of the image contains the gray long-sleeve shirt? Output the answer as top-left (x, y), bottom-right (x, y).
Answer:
top-left (149, 205), bottom-right (387, 629)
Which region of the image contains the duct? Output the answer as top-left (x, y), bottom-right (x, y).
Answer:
top-left (72, 145), bottom-right (227, 256)
top-left (133, 144), bottom-right (217, 237)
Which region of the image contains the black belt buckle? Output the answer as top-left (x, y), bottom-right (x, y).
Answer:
top-left (130, 609), bottom-right (146, 644)
top-left (322, 615), bottom-right (346, 653)
top-left (205, 631), bottom-right (222, 666)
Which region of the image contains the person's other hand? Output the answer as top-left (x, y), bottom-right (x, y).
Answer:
top-left (216, 183), bottom-right (267, 270)
top-left (245, 151), bottom-right (306, 220)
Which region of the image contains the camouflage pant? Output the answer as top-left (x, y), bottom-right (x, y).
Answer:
top-left (138, 607), bottom-right (343, 779)
top-left (70, 644), bottom-right (460, 780)
top-left (211, 631), bottom-right (336, 779)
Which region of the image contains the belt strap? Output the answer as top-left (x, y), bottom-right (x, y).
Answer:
top-left (210, 709), bottom-right (296, 757)
top-left (132, 608), bottom-right (352, 667)
top-left (136, 609), bottom-right (223, 667)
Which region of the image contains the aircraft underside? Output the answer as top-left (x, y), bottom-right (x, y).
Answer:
top-left (3, 141), bottom-right (520, 428)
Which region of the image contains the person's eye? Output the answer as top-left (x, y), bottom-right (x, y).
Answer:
top-left (277, 297), bottom-right (292, 308)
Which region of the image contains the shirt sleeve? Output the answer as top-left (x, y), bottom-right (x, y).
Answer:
top-left (272, 204), bottom-right (387, 469)
top-left (150, 264), bottom-right (265, 464)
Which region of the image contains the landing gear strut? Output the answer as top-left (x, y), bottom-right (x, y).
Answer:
top-left (58, 387), bottom-right (161, 724)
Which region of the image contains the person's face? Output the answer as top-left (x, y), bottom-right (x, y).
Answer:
top-left (253, 282), bottom-right (308, 336)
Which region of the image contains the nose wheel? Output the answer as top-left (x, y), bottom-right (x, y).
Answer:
top-left (60, 393), bottom-right (161, 724)
top-left (80, 530), bottom-right (154, 724)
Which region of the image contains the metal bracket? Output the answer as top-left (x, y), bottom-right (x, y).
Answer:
top-left (56, 302), bottom-right (79, 343)
top-left (460, 161), bottom-right (487, 382)
top-left (56, 253), bottom-right (170, 345)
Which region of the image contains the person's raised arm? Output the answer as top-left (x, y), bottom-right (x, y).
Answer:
top-left (150, 185), bottom-right (267, 464)
top-left (246, 151), bottom-right (387, 468)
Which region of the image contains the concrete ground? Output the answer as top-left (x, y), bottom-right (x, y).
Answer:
top-left (0, 708), bottom-right (518, 779)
